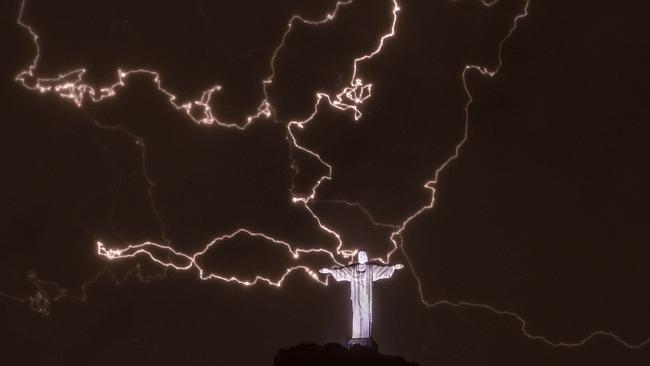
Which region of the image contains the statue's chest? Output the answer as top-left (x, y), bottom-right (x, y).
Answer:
top-left (351, 268), bottom-right (372, 285)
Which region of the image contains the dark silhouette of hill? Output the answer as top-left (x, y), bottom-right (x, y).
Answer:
top-left (274, 342), bottom-right (419, 366)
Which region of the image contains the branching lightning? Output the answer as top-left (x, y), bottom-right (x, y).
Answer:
top-left (0, 266), bottom-right (167, 316)
top-left (9, 0), bottom-right (650, 351)
top-left (96, 228), bottom-right (343, 287)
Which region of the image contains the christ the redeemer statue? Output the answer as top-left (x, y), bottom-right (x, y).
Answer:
top-left (320, 251), bottom-right (403, 348)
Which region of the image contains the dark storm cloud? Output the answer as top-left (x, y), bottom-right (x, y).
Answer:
top-left (1, 0), bottom-right (649, 365)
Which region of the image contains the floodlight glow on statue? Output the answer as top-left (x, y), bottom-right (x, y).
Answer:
top-left (320, 251), bottom-right (404, 347)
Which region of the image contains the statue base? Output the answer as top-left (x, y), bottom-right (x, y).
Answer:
top-left (348, 337), bottom-right (378, 351)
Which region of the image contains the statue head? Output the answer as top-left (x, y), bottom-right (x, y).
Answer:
top-left (357, 251), bottom-right (368, 264)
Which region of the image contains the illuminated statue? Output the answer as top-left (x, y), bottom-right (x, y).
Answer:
top-left (320, 251), bottom-right (403, 347)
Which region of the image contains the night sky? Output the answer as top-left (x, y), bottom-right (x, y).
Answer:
top-left (1, 0), bottom-right (650, 365)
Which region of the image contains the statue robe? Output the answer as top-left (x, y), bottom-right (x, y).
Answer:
top-left (329, 263), bottom-right (396, 339)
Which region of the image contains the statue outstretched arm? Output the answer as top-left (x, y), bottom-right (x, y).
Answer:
top-left (372, 263), bottom-right (403, 281)
top-left (319, 266), bottom-right (353, 282)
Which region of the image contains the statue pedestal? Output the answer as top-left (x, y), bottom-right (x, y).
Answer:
top-left (348, 337), bottom-right (378, 352)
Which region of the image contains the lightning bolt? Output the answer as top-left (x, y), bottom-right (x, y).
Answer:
top-left (0, 266), bottom-right (167, 316)
top-left (8, 0), bottom-right (649, 351)
top-left (390, 0), bottom-right (650, 349)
